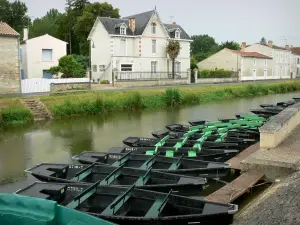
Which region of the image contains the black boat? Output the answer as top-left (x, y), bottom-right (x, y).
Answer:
top-left (250, 109), bottom-right (279, 116)
top-left (16, 182), bottom-right (238, 225)
top-left (72, 151), bottom-right (232, 177)
top-left (25, 163), bottom-right (206, 192)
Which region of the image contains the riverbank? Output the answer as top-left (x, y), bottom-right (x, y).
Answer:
top-left (1, 80), bottom-right (300, 125)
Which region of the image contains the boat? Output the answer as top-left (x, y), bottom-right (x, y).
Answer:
top-left (0, 193), bottom-right (116, 225)
top-left (72, 151), bottom-right (232, 177)
top-left (250, 109), bottom-right (279, 116)
top-left (16, 182), bottom-right (238, 225)
top-left (188, 119), bottom-right (208, 126)
top-left (293, 97), bottom-right (300, 103)
top-left (25, 163), bottom-right (207, 192)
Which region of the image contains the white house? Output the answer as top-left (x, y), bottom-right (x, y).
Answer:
top-left (291, 47), bottom-right (300, 77)
top-left (245, 41), bottom-right (292, 79)
top-left (88, 9), bottom-right (191, 82)
top-left (20, 30), bottom-right (67, 79)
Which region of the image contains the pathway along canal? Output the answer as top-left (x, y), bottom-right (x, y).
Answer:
top-left (0, 92), bottom-right (299, 193)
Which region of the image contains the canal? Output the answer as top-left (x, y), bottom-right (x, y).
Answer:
top-left (0, 92), bottom-right (298, 193)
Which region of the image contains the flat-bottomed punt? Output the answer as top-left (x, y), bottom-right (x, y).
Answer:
top-left (72, 151), bottom-right (232, 177)
top-left (25, 163), bottom-right (207, 192)
top-left (16, 182), bottom-right (238, 225)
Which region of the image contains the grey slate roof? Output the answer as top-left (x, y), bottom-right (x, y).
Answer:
top-left (164, 24), bottom-right (191, 40)
top-left (98, 10), bottom-right (190, 39)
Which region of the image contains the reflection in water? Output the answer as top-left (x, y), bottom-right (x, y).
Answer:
top-left (0, 92), bottom-right (299, 192)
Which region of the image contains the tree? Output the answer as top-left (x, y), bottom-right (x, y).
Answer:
top-left (219, 41), bottom-right (240, 50)
top-left (72, 54), bottom-right (89, 70)
top-left (0, 0), bottom-right (30, 34)
top-left (260, 37), bottom-right (267, 45)
top-left (73, 2), bottom-right (120, 55)
top-left (190, 56), bottom-right (198, 70)
top-left (166, 40), bottom-right (181, 79)
top-left (50, 55), bottom-right (86, 78)
top-left (191, 35), bottom-right (219, 55)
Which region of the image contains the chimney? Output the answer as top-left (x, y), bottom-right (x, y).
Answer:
top-left (172, 21), bottom-right (176, 24)
top-left (129, 17), bottom-right (135, 34)
top-left (241, 42), bottom-right (246, 52)
top-left (285, 45), bottom-right (290, 50)
top-left (268, 40), bottom-right (273, 48)
top-left (23, 27), bottom-right (28, 41)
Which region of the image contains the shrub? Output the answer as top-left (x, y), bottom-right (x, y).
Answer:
top-left (198, 69), bottom-right (232, 78)
top-left (122, 92), bottom-right (142, 110)
top-left (165, 88), bottom-right (182, 106)
top-left (0, 108), bottom-right (34, 125)
top-left (50, 55), bottom-right (86, 78)
top-left (100, 80), bottom-right (110, 84)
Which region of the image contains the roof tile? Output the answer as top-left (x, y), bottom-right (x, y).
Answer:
top-left (291, 47), bottom-right (300, 55)
top-left (226, 48), bottom-right (272, 59)
top-left (0, 22), bottom-right (19, 37)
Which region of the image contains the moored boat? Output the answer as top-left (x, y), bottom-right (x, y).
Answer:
top-left (72, 151), bottom-right (232, 177)
top-left (16, 182), bottom-right (238, 225)
top-left (25, 163), bottom-right (207, 192)
top-left (0, 193), bottom-right (116, 225)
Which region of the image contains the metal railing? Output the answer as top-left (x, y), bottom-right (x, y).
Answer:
top-left (116, 71), bottom-right (189, 81)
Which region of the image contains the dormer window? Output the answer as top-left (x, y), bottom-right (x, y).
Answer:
top-left (175, 30), bottom-right (180, 39)
top-left (120, 25), bottom-right (126, 35)
top-left (152, 23), bottom-right (156, 34)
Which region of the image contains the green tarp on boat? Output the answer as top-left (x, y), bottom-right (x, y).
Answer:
top-left (0, 193), bottom-right (116, 225)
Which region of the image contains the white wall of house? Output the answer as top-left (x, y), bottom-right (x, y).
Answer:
top-left (21, 34), bottom-right (67, 79)
top-left (197, 49), bottom-right (241, 71)
top-left (241, 57), bottom-right (273, 81)
top-left (245, 44), bottom-right (292, 79)
top-left (20, 44), bottom-right (28, 79)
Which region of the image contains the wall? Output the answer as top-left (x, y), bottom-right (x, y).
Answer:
top-left (26, 34), bottom-right (67, 78)
top-left (50, 83), bottom-right (90, 93)
top-left (0, 36), bottom-right (21, 94)
top-left (241, 57), bottom-right (273, 81)
top-left (116, 78), bottom-right (189, 88)
top-left (197, 49), bottom-right (241, 72)
top-left (20, 44), bottom-right (28, 79)
top-left (196, 77), bottom-right (238, 84)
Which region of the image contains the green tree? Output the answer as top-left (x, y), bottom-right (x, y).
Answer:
top-left (190, 56), bottom-right (198, 70)
top-left (194, 52), bottom-right (212, 63)
top-left (166, 40), bottom-right (181, 79)
top-left (191, 35), bottom-right (219, 55)
top-left (219, 41), bottom-right (241, 50)
top-left (29, 9), bottom-right (63, 38)
top-left (50, 55), bottom-right (86, 78)
top-left (73, 2), bottom-right (120, 55)
top-left (0, 0), bottom-right (30, 34)
top-left (260, 37), bottom-right (267, 45)
top-left (72, 54), bottom-right (89, 70)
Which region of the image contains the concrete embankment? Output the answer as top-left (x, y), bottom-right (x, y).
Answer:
top-left (234, 102), bottom-right (300, 224)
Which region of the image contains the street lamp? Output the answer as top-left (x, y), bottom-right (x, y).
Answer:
top-left (89, 39), bottom-right (95, 90)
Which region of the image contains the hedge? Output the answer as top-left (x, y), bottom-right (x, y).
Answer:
top-left (198, 69), bottom-right (232, 78)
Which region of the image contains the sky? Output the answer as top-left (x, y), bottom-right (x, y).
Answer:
top-left (20, 0), bottom-right (300, 46)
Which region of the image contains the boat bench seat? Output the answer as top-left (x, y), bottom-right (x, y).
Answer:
top-left (145, 199), bottom-right (164, 218)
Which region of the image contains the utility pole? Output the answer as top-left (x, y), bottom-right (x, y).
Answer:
top-left (66, 0), bottom-right (72, 54)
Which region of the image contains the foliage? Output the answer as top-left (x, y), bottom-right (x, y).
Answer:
top-left (72, 54), bottom-right (89, 70)
top-left (40, 81), bottom-right (300, 118)
top-left (190, 56), bottom-right (198, 70)
top-left (198, 69), bottom-right (232, 78)
top-left (219, 41), bottom-right (241, 50)
top-left (100, 80), bottom-right (110, 84)
top-left (194, 52), bottom-right (214, 63)
top-left (73, 2), bottom-right (120, 55)
top-left (0, 0), bottom-right (30, 34)
top-left (50, 55), bottom-right (85, 78)
top-left (191, 35), bottom-right (219, 55)
top-left (166, 40), bottom-right (181, 79)
top-left (260, 37), bottom-right (267, 45)
top-left (0, 108), bottom-right (33, 125)
top-left (49, 66), bottom-right (61, 77)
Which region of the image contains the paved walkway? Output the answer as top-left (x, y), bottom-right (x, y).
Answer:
top-left (233, 171), bottom-right (300, 225)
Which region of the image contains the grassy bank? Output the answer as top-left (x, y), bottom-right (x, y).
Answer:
top-left (40, 81), bottom-right (300, 118)
top-left (1, 81), bottom-right (300, 124)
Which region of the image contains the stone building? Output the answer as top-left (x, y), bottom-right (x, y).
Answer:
top-left (0, 22), bottom-right (21, 94)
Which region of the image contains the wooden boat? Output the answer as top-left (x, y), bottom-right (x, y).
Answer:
top-left (250, 109), bottom-right (279, 116)
top-left (72, 151), bottom-right (232, 177)
top-left (188, 119), bottom-right (208, 126)
top-left (293, 97), bottom-right (300, 103)
top-left (25, 163), bottom-right (207, 192)
top-left (16, 182), bottom-right (238, 225)
top-left (0, 193), bottom-right (116, 225)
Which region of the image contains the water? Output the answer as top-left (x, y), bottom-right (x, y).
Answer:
top-left (0, 92), bottom-right (299, 193)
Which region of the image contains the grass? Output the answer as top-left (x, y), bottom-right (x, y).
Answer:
top-left (40, 80), bottom-right (300, 118)
top-left (0, 108), bottom-right (34, 125)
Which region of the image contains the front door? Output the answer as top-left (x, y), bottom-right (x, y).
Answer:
top-left (253, 69), bottom-right (257, 80)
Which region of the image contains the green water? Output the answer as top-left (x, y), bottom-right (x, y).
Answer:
top-left (0, 92), bottom-right (299, 193)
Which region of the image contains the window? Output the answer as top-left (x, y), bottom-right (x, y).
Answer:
top-left (285, 54), bottom-right (288, 63)
top-left (175, 31), bottom-right (180, 39)
top-left (280, 53), bottom-right (283, 62)
top-left (42, 49), bottom-right (53, 61)
top-left (121, 64), bottom-right (133, 71)
top-left (151, 61), bottom-right (158, 74)
top-left (43, 70), bottom-right (52, 79)
top-left (265, 59), bottom-right (267, 66)
top-left (99, 65), bottom-right (105, 71)
top-left (151, 23), bottom-right (156, 34)
top-left (152, 40), bottom-right (156, 54)
top-left (175, 61), bottom-right (181, 73)
top-left (253, 58), bottom-right (256, 66)
top-left (120, 26), bottom-right (126, 35)
top-left (92, 65), bottom-right (97, 72)
top-left (297, 58), bottom-right (300, 65)
top-left (297, 68), bottom-right (300, 75)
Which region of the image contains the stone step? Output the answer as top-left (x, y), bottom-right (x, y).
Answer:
top-left (22, 98), bottom-right (52, 122)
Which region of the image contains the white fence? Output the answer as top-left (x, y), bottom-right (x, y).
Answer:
top-left (21, 78), bottom-right (89, 93)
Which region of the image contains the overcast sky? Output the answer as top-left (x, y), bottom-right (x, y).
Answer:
top-left (21, 0), bottom-right (300, 46)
